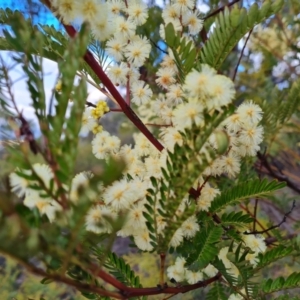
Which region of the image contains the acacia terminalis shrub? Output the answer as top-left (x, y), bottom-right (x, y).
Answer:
top-left (1, 0), bottom-right (300, 299)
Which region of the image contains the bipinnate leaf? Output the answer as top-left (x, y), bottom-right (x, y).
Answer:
top-left (256, 245), bottom-right (294, 270)
top-left (210, 179), bottom-right (286, 213)
top-left (200, 0), bottom-right (284, 69)
top-left (261, 272), bottom-right (300, 294)
top-left (186, 225), bottom-right (223, 269)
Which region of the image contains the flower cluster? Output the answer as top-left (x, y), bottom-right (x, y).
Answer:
top-left (249, 24), bottom-right (292, 57)
top-left (10, 163), bottom-right (62, 222)
top-left (166, 232), bottom-right (267, 286)
top-left (10, 164), bottom-right (93, 221)
top-left (166, 257), bottom-right (218, 284)
top-left (91, 100), bottom-right (110, 119)
top-left (201, 100), bottom-right (264, 179)
top-left (10, 0), bottom-right (269, 292)
top-left (81, 100), bottom-right (109, 135)
top-left (243, 232), bottom-right (267, 266)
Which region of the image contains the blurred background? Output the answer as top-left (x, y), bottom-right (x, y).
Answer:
top-left (0, 0), bottom-right (299, 299)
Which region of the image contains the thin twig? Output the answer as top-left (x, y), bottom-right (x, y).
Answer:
top-left (42, 0), bottom-right (163, 151)
top-left (232, 29), bottom-right (253, 81)
top-left (204, 0), bottom-right (241, 20)
top-left (260, 198), bottom-right (298, 222)
top-left (77, 70), bottom-right (119, 105)
top-left (199, 26), bottom-right (208, 43)
top-left (257, 152), bottom-right (300, 194)
top-left (244, 200), bottom-right (296, 235)
top-left (0, 249), bottom-right (124, 299)
top-left (240, 204), bottom-right (271, 237)
top-left (253, 198), bottom-right (258, 232)
top-left (150, 38), bottom-right (168, 54)
top-left (265, 233), bottom-right (297, 246)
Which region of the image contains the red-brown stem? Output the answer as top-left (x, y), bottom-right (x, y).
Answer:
top-left (93, 264), bottom-right (222, 298)
top-left (126, 62), bottom-right (131, 105)
top-left (123, 273), bottom-right (222, 297)
top-left (197, 176), bottom-right (210, 193)
top-left (37, 2), bottom-right (224, 297)
top-left (126, 76), bottom-right (130, 105)
top-left (253, 198), bottom-right (258, 232)
top-left (93, 268), bottom-right (128, 291)
top-left (63, 25), bottom-right (164, 152)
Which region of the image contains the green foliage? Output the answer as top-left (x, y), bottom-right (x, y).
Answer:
top-left (210, 178), bottom-right (286, 213)
top-left (206, 282), bottom-right (228, 300)
top-left (192, 225), bottom-right (223, 269)
top-left (152, 107), bottom-right (234, 250)
top-left (278, 79), bottom-right (300, 124)
top-left (229, 255), bottom-right (255, 295)
top-left (260, 272), bottom-right (300, 295)
top-left (104, 252), bottom-right (143, 289)
top-left (259, 79), bottom-right (300, 143)
top-left (220, 211), bottom-right (253, 228)
top-left (0, 9), bottom-right (67, 62)
top-left (212, 257), bottom-right (237, 285)
top-left (1, 9), bottom-right (89, 189)
top-left (256, 245), bottom-right (294, 270)
top-left (0, 8), bottom-right (99, 86)
top-left (274, 295), bottom-right (300, 300)
top-left (184, 224), bottom-right (223, 269)
top-left (0, 0), bottom-right (298, 299)
top-left (164, 23), bottom-right (197, 79)
top-left (200, 0), bottom-right (284, 69)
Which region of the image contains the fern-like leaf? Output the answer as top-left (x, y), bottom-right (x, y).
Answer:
top-left (186, 225), bottom-right (223, 269)
top-left (261, 272), bottom-right (300, 294)
top-left (104, 252), bottom-right (143, 289)
top-left (278, 79), bottom-right (300, 124)
top-left (274, 295), bottom-right (300, 300)
top-left (220, 211), bottom-right (253, 228)
top-left (200, 0), bottom-right (284, 69)
top-left (0, 9), bottom-right (67, 62)
top-left (256, 245), bottom-right (294, 270)
top-left (210, 178), bottom-right (286, 213)
top-left (206, 282), bottom-right (228, 300)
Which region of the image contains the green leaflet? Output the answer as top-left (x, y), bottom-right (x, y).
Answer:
top-left (47, 24), bottom-right (89, 187)
top-left (0, 8), bottom-right (100, 85)
top-left (255, 245), bottom-right (294, 270)
top-left (229, 257), bottom-right (255, 290)
top-left (4, 13), bottom-right (89, 189)
top-left (220, 211), bottom-right (253, 228)
top-left (260, 80), bottom-right (300, 143)
top-left (274, 295), bottom-right (300, 300)
top-left (200, 0), bottom-right (284, 69)
top-left (261, 272), bottom-right (300, 294)
top-left (210, 178), bottom-right (286, 213)
top-left (206, 282), bottom-right (228, 300)
top-left (153, 107), bottom-right (235, 251)
top-left (278, 79), bottom-right (300, 125)
top-left (164, 22), bottom-right (198, 79)
top-left (104, 252), bottom-right (143, 289)
top-left (0, 9), bottom-right (67, 62)
top-left (212, 257), bottom-right (238, 285)
top-left (186, 225), bottom-right (223, 269)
